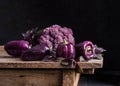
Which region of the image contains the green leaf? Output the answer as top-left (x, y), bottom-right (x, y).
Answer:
top-left (37, 29), bottom-right (43, 36)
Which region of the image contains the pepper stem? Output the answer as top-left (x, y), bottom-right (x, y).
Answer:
top-left (63, 39), bottom-right (68, 44)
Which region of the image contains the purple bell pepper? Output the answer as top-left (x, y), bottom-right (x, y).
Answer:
top-left (76, 41), bottom-right (95, 60)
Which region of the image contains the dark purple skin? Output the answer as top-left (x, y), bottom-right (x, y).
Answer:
top-left (56, 42), bottom-right (75, 60)
top-left (21, 44), bottom-right (49, 61)
top-left (4, 40), bottom-right (29, 57)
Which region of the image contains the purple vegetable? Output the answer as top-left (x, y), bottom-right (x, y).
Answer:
top-left (22, 27), bottom-right (40, 46)
top-left (22, 24), bottom-right (75, 52)
top-left (4, 40), bottom-right (29, 57)
top-left (76, 41), bottom-right (95, 60)
top-left (21, 43), bottom-right (50, 61)
top-left (56, 40), bottom-right (75, 60)
top-left (94, 44), bottom-right (106, 54)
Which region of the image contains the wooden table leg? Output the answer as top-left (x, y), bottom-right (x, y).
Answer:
top-left (82, 69), bottom-right (95, 74)
top-left (62, 70), bottom-right (80, 86)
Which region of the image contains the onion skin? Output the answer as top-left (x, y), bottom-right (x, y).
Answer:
top-left (76, 41), bottom-right (95, 60)
top-left (4, 40), bottom-right (29, 57)
top-left (21, 44), bottom-right (49, 61)
top-left (56, 42), bottom-right (75, 60)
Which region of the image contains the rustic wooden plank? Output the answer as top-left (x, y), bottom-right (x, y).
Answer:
top-left (0, 46), bottom-right (103, 86)
top-left (62, 70), bottom-right (75, 86)
top-left (0, 69), bottom-right (62, 86)
top-left (78, 57), bottom-right (103, 69)
top-left (82, 69), bottom-right (95, 74)
top-left (0, 46), bottom-right (8, 56)
top-left (74, 73), bottom-right (80, 86)
top-left (0, 59), bottom-right (75, 69)
top-left (62, 70), bottom-right (80, 86)
top-left (0, 46), bottom-right (75, 69)
top-left (0, 45), bottom-right (103, 69)
top-left (0, 69), bottom-right (80, 86)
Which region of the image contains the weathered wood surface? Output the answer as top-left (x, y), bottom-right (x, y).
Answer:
top-left (0, 46), bottom-right (103, 86)
top-left (0, 69), bottom-right (62, 86)
top-left (62, 70), bottom-right (80, 86)
top-left (0, 46), bottom-right (103, 69)
top-left (77, 56), bottom-right (103, 69)
top-left (0, 46), bottom-right (75, 69)
top-left (0, 69), bottom-right (80, 86)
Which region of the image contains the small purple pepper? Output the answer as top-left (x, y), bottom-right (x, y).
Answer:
top-left (76, 41), bottom-right (95, 60)
top-left (56, 40), bottom-right (75, 60)
top-left (4, 40), bottom-right (30, 57)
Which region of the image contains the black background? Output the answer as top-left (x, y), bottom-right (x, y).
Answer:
top-left (0, 0), bottom-right (120, 73)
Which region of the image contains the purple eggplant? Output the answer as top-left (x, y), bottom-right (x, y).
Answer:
top-left (21, 43), bottom-right (50, 61)
top-left (4, 40), bottom-right (29, 57)
top-left (56, 40), bottom-right (75, 60)
top-left (76, 41), bottom-right (95, 60)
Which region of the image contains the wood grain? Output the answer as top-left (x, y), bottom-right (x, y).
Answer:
top-left (62, 70), bottom-right (80, 86)
top-left (78, 58), bottom-right (103, 69)
top-left (0, 45), bottom-right (103, 86)
top-left (0, 46), bottom-right (75, 69)
top-left (0, 69), bottom-right (62, 86)
top-left (0, 69), bottom-right (80, 86)
top-left (0, 46), bottom-right (103, 69)
top-left (0, 57), bottom-right (75, 69)
top-left (62, 70), bottom-right (75, 86)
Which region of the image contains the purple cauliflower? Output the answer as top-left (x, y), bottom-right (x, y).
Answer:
top-left (22, 24), bottom-right (75, 57)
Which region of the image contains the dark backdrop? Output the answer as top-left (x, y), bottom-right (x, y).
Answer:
top-left (0, 0), bottom-right (120, 74)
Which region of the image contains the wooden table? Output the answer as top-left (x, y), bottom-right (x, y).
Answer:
top-left (0, 46), bottom-right (103, 86)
